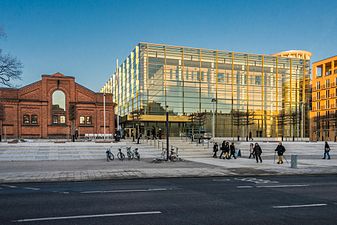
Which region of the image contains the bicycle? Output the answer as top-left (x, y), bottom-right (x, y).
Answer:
top-left (169, 147), bottom-right (182, 162)
top-left (105, 148), bottom-right (114, 161)
top-left (117, 148), bottom-right (126, 160)
top-left (126, 146), bottom-right (134, 160)
top-left (134, 148), bottom-right (140, 160)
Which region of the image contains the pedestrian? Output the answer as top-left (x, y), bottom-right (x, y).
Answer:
top-left (253, 143), bottom-right (262, 163)
top-left (248, 143), bottom-right (255, 159)
top-left (219, 140), bottom-right (226, 159)
top-left (158, 128), bottom-right (162, 139)
top-left (229, 142), bottom-right (236, 159)
top-left (213, 142), bottom-right (219, 158)
top-left (322, 141), bottom-right (331, 160)
top-left (249, 131), bottom-right (253, 141)
top-left (75, 128), bottom-right (79, 140)
top-left (224, 142), bottom-right (230, 159)
top-left (275, 142), bottom-right (286, 164)
top-left (151, 126), bottom-right (156, 140)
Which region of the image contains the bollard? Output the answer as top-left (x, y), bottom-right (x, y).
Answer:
top-left (291, 155), bottom-right (297, 168)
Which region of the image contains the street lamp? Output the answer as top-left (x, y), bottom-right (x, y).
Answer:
top-left (103, 93), bottom-right (106, 140)
top-left (211, 98), bottom-right (217, 143)
top-left (166, 105), bottom-right (169, 161)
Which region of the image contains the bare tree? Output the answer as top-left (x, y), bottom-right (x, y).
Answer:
top-left (0, 27), bottom-right (23, 87)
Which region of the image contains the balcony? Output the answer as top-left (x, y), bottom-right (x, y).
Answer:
top-left (321, 95), bottom-right (326, 99)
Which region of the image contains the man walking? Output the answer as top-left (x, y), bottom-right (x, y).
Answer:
top-left (253, 143), bottom-right (262, 163)
top-left (213, 142), bottom-right (219, 158)
top-left (275, 142), bottom-right (286, 164)
top-left (219, 140), bottom-right (226, 159)
top-left (229, 142), bottom-right (236, 159)
top-left (322, 141), bottom-right (331, 160)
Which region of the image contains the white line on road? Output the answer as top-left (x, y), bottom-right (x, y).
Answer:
top-left (273, 204), bottom-right (327, 209)
top-left (23, 187), bottom-right (40, 191)
top-left (236, 186), bottom-right (253, 189)
top-left (257, 184), bottom-right (309, 188)
top-left (81, 188), bottom-right (168, 194)
top-left (1, 184), bottom-right (17, 188)
top-left (14, 211), bottom-right (162, 222)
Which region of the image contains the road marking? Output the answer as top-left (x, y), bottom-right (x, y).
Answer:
top-left (257, 184), bottom-right (309, 188)
top-left (81, 188), bottom-right (168, 194)
top-left (213, 178), bottom-right (231, 182)
top-left (234, 177), bottom-right (279, 184)
top-left (273, 203), bottom-right (327, 209)
top-left (23, 187), bottom-right (40, 191)
top-left (1, 184), bottom-right (17, 188)
top-left (14, 211), bottom-right (162, 222)
top-left (237, 186), bottom-right (253, 189)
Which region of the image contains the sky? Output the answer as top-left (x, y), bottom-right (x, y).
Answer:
top-left (1, 0), bottom-right (337, 91)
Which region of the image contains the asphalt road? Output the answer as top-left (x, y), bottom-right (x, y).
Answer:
top-left (1, 175), bottom-right (337, 225)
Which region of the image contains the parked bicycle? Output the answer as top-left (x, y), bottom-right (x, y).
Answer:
top-left (169, 147), bottom-right (181, 162)
top-left (133, 148), bottom-right (140, 160)
top-left (117, 148), bottom-right (126, 160)
top-left (126, 146), bottom-right (134, 160)
top-left (106, 147), bottom-right (114, 161)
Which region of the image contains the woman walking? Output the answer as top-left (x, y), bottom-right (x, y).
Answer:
top-left (253, 143), bottom-right (262, 163)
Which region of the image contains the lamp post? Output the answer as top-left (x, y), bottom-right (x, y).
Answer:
top-left (166, 105), bottom-right (169, 161)
top-left (103, 93), bottom-right (106, 140)
top-left (211, 98), bottom-right (216, 143)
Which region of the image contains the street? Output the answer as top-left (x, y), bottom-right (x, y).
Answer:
top-left (1, 175), bottom-right (337, 225)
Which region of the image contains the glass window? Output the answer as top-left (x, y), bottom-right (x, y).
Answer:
top-left (52, 90), bottom-right (66, 125)
top-left (80, 116), bottom-right (85, 124)
top-left (255, 76), bottom-right (261, 85)
top-left (86, 116), bottom-right (92, 125)
top-left (52, 90), bottom-right (66, 112)
top-left (52, 115), bottom-right (58, 124)
top-left (23, 115), bottom-right (30, 124)
top-left (60, 116), bottom-right (66, 124)
top-left (31, 115), bottom-right (38, 124)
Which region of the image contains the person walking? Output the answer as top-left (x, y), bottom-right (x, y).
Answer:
top-left (275, 142), bottom-right (286, 164)
top-left (219, 140), bottom-right (226, 159)
top-left (229, 142), bottom-right (236, 159)
top-left (253, 143), bottom-right (262, 163)
top-left (224, 142), bottom-right (230, 159)
top-left (322, 141), bottom-right (331, 160)
top-left (248, 143), bottom-right (255, 159)
top-left (213, 142), bottom-right (219, 158)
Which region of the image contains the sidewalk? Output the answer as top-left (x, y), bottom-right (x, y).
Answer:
top-left (0, 140), bottom-right (336, 183)
top-left (1, 157), bottom-right (336, 183)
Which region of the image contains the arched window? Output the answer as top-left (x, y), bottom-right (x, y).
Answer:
top-left (23, 114), bottom-right (30, 124)
top-left (52, 90), bottom-right (66, 124)
top-left (31, 115), bottom-right (38, 124)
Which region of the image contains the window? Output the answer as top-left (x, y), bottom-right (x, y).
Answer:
top-left (316, 81), bottom-right (320, 90)
top-left (86, 116), bottom-right (92, 125)
top-left (23, 115), bottom-right (30, 124)
top-left (52, 90), bottom-right (66, 124)
top-left (255, 76), bottom-right (261, 85)
top-left (80, 116), bottom-right (85, 124)
top-left (31, 115), bottom-right (38, 124)
top-left (317, 92), bottom-right (320, 100)
top-left (326, 79), bottom-right (330, 88)
top-left (79, 116), bottom-right (92, 125)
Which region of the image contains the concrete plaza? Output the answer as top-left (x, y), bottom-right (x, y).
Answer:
top-left (0, 138), bottom-right (336, 183)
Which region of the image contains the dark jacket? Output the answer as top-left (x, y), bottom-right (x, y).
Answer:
top-left (230, 144), bottom-right (235, 154)
top-left (213, 143), bottom-right (218, 152)
top-left (275, 145), bottom-right (286, 156)
top-left (253, 145), bottom-right (262, 155)
top-left (325, 143), bottom-right (330, 152)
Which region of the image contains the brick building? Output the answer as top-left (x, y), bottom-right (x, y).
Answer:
top-left (0, 72), bottom-right (115, 139)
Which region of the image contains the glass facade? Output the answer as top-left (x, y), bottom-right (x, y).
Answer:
top-left (101, 43), bottom-right (310, 138)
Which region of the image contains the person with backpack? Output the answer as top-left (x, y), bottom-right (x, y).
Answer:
top-left (322, 141), bottom-right (331, 160)
top-left (275, 142), bottom-right (286, 164)
top-left (253, 143), bottom-right (262, 163)
top-left (213, 142), bottom-right (219, 158)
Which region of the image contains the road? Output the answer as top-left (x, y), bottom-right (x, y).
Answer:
top-left (1, 175), bottom-right (337, 225)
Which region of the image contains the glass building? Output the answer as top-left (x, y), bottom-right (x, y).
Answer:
top-left (101, 43), bottom-right (311, 139)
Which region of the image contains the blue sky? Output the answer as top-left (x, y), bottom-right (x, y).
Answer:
top-left (1, 0), bottom-right (337, 91)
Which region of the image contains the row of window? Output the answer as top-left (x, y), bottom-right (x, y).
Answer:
top-left (22, 115), bottom-right (93, 125)
top-left (23, 114), bottom-right (38, 124)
